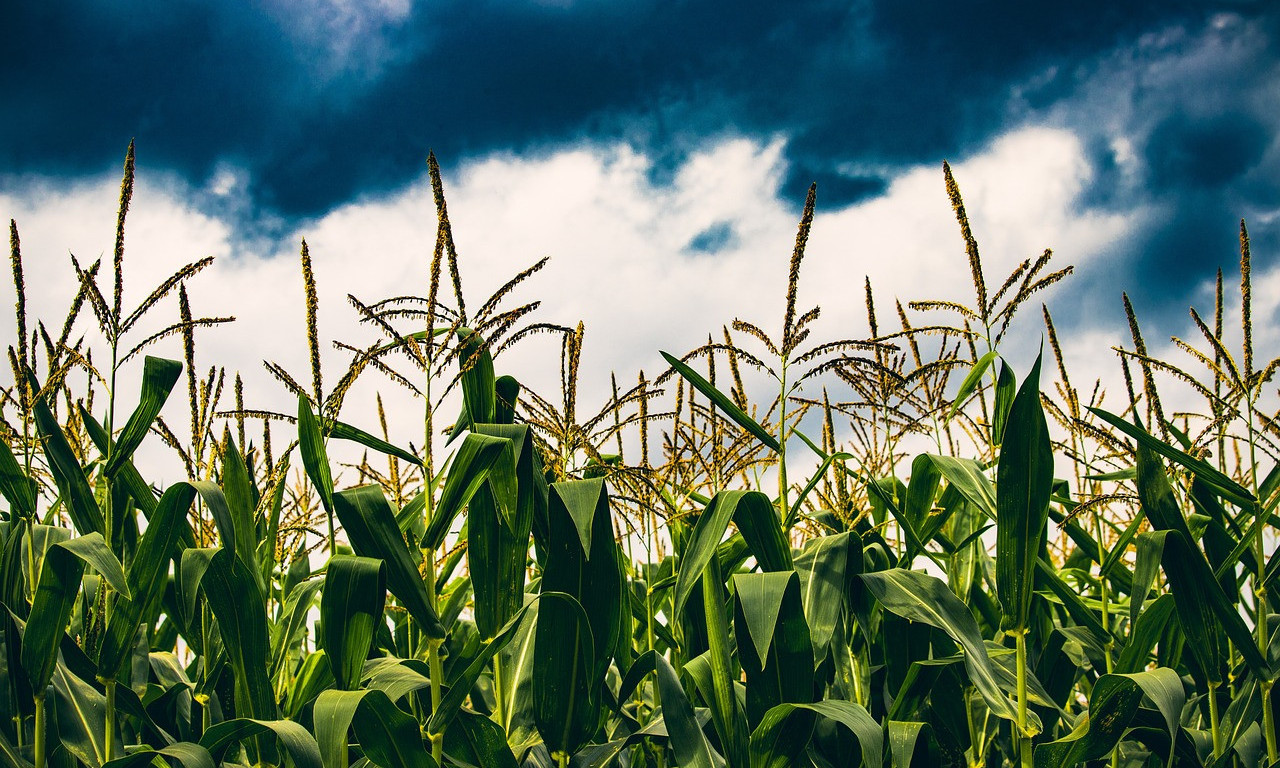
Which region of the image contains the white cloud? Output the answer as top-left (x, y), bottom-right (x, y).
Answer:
top-left (3, 126), bottom-right (1162, 488)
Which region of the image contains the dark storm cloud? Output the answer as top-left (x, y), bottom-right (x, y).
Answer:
top-left (4, 0), bottom-right (1280, 330)
top-left (3, 0), bottom-right (1259, 212)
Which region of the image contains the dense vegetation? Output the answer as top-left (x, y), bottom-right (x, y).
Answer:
top-left (0, 142), bottom-right (1277, 768)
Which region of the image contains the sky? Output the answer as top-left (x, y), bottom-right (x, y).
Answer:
top-left (3, 1), bottom-right (1279, 476)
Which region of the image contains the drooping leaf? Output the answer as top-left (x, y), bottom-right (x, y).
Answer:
top-left (0, 438), bottom-right (36, 518)
top-left (794, 531), bottom-right (856, 656)
top-left (199, 548), bottom-right (276, 723)
top-left (22, 541), bottom-right (84, 692)
top-left (732, 491), bottom-right (792, 572)
top-left (298, 394), bottom-right (335, 513)
top-left (59, 531), bottom-right (129, 599)
top-left (425, 432), bottom-right (515, 551)
top-left (32, 375), bottom-right (103, 535)
top-left (333, 484), bottom-right (444, 640)
top-left (469, 424), bottom-right (540, 639)
top-left (99, 482), bottom-right (195, 678)
top-left (860, 568), bottom-right (1023, 726)
top-left (661, 350), bottom-right (781, 452)
top-left (617, 649), bottom-right (724, 768)
top-left (104, 355), bottom-right (183, 476)
top-left (198, 718), bottom-right (322, 768)
top-left (321, 555), bottom-right (387, 691)
top-left (533, 479), bottom-right (624, 757)
top-left (314, 688), bottom-right (436, 768)
top-left (331, 418), bottom-right (423, 467)
top-left (947, 350), bottom-right (999, 423)
top-left (750, 699), bottom-right (883, 768)
top-left (101, 743), bottom-right (216, 768)
top-left (674, 490), bottom-right (758, 620)
top-left (1091, 406), bottom-right (1254, 507)
top-left (733, 571), bottom-right (814, 729)
top-left (443, 709), bottom-right (520, 768)
top-left (1034, 668), bottom-right (1184, 768)
top-left (1134, 445), bottom-right (1268, 681)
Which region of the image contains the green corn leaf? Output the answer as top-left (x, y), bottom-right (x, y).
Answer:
top-left (443, 709), bottom-right (520, 768)
top-left (21, 541), bottom-right (84, 692)
top-left (947, 350), bottom-right (999, 423)
top-left (995, 352), bottom-right (1052, 631)
top-left (991, 358), bottom-right (1017, 446)
top-left (178, 547), bottom-right (218, 631)
top-left (733, 571), bottom-right (814, 729)
top-left (616, 649), bottom-right (724, 768)
top-left (1090, 406), bottom-right (1254, 507)
top-left (661, 350), bottom-right (781, 453)
top-left (102, 743), bottom-right (216, 768)
top-left (0, 438), bottom-right (36, 518)
top-left (330, 418), bottom-right (423, 467)
top-left (794, 531), bottom-right (857, 656)
top-left (903, 453), bottom-right (942, 539)
top-left (314, 688), bottom-right (436, 768)
top-left (731, 571), bottom-right (791, 669)
top-left (188, 481), bottom-right (236, 556)
top-left (701, 553), bottom-right (750, 768)
top-left (32, 376), bottom-right (103, 536)
top-left (673, 490), bottom-right (754, 620)
top-left (888, 720), bottom-right (943, 768)
top-left (533, 479), bottom-right (625, 757)
top-left (59, 531), bottom-right (129, 599)
top-left (860, 568), bottom-right (1024, 727)
top-left (494, 374), bottom-right (521, 425)
top-left (199, 548), bottom-right (276, 724)
top-left (220, 435), bottom-right (261, 581)
top-left (427, 593), bottom-right (555, 736)
top-left (333, 484), bottom-right (444, 640)
top-left (198, 718), bottom-right (322, 768)
top-left (531, 588), bottom-right (595, 756)
top-left (270, 576), bottom-right (324, 682)
top-left (79, 405), bottom-right (166, 528)
top-left (1116, 593), bottom-right (1175, 675)
top-left (104, 355), bottom-right (182, 476)
top-left (425, 432), bottom-right (515, 551)
top-left (1034, 558), bottom-right (1108, 642)
top-left (1134, 444), bottom-right (1268, 681)
top-left (750, 700), bottom-right (883, 768)
top-left (457, 327), bottom-right (497, 423)
top-left (99, 482), bottom-right (195, 678)
top-left (51, 662), bottom-right (113, 763)
top-left (298, 394), bottom-right (335, 513)
top-left (546, 480), bottom-right (625, 679)
top-left (321, 555), bottom-right (387, 691)
top-left (925, 454), bottom-right (997, 520)
top-left (1034, 668), bottom-right (1184, 768)
top-left (469, 424), bottom-right (541, 639)
top-left (731, 490), bottom-right (792, 572)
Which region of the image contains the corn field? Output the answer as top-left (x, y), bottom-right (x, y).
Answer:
top-left (0, 142), bottom-right (1277, 768)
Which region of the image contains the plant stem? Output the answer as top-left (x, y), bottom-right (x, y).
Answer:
top-left (427, 637), bottom-right (445, 764)
top-left (1208, 680), bottom-right (1223, 759)
top-left (104, 680), bottom-right (117, 760)
top-left (777, 363), bottom-right (790, 527)
top-left (33, 693), bottom-right (45, 768)
top-left (1015, 628), bottom-right (1033, 768)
